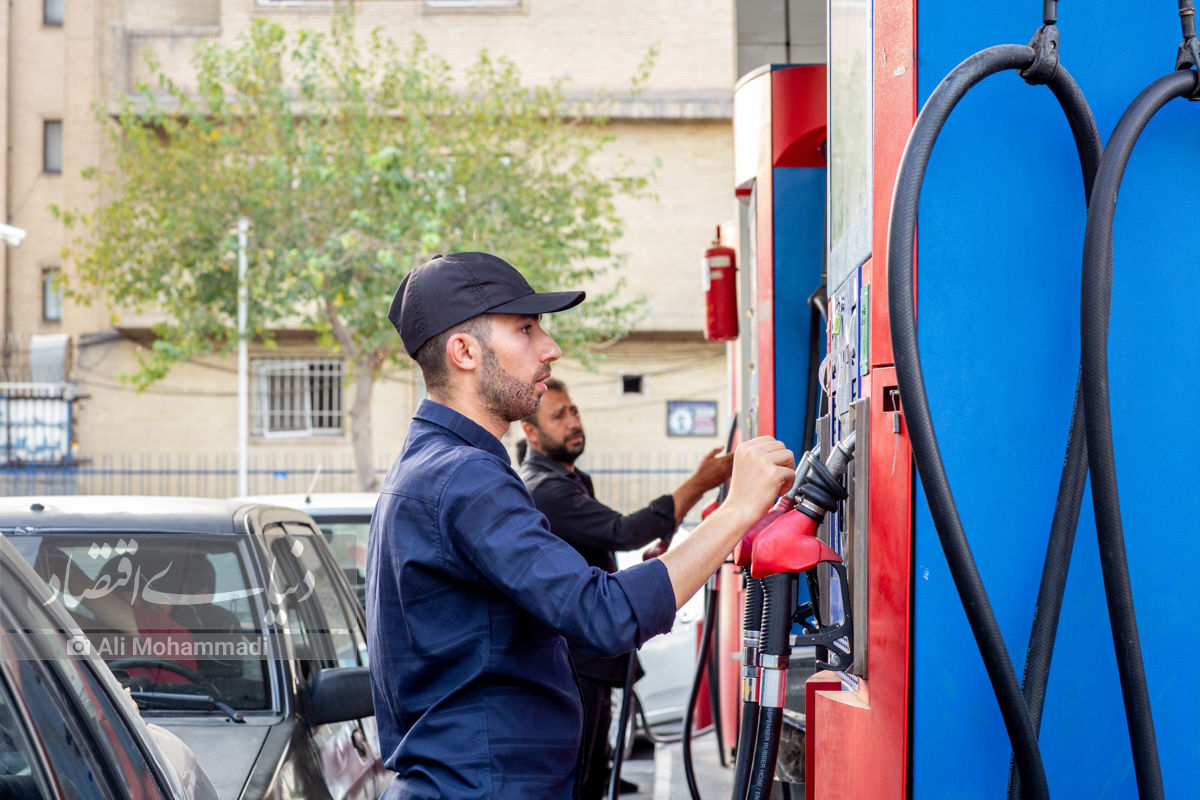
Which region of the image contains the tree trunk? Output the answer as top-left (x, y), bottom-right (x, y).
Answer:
top-left (348, 357), bottom-right (379, 492)
top-left (323, 299), bottom-right (382, 493)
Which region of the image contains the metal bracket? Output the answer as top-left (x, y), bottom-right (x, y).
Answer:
top-left (1176, 42), bottom-right (1200, 101)
top-left (1021, 24), bottom-right (1061, 86)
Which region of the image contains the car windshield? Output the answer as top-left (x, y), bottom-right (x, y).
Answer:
top-left (13, 534), bottom-right (271, 712)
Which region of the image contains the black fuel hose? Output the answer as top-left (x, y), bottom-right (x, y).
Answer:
top-left (730, 576), bottom-right (764, 800)
top-left (1007, 65), bottom-right (1103, 800)
top-left (1079, 66), bottom-right (1197, 800)
top-left (682, 576), bottom-right (722, 800)
top-left (887, 43), bottom-right (1103, 800)
top-left (745, 572), bottom-right (794, 800)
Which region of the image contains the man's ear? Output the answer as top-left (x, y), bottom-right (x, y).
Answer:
top-left (445, 332), bottom-right (481, 373)
top-left (520, 420), bottom-right (539, 444)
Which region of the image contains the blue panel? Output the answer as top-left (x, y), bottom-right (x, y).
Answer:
top-left (910, 4), bottom-right (1200, 798)
top-left (772, 166), bottom-right (827, 454)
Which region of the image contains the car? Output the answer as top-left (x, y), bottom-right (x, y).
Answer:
top-left (0, 533), bottom-right (219, 800)
top-left (0, 496), bottom-right (386, 800)
top-left (236, 493), bottom-right (377, 610)
top-left (245, 492), bottom-right (696, 736)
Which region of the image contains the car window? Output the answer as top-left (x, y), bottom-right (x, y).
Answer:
top-left (315, 520), bottom-right (368, 609)
top-left (15, 534), bottom-right (271, 712)
top-left (284, 525), bottom-right (365, 669)
top-left (0, 672), bottom-right (52, 798)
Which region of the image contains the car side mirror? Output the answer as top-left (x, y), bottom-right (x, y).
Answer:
top-left (308, 666), bottom-right (375, 726)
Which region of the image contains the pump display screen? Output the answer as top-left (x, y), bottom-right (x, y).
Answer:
top-left (827, 0), bottom-right (874, 290)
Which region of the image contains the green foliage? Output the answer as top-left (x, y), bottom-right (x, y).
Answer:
top-left (59, 9), bottom-right (651, 384)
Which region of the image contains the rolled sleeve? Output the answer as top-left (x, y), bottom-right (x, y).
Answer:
top-left (609, 558), bottom-right (677, 647)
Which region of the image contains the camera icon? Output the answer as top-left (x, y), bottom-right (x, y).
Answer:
top-left (66, 633), bottom-right (92, 657)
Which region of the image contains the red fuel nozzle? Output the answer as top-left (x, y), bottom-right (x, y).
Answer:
top-left (749, 511), bottom-right (842, 578)
top-left (732, 495), bottom-right (795, 566)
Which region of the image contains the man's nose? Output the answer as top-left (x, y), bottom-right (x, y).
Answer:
top-left (539, 329), bottom-right (562, 362)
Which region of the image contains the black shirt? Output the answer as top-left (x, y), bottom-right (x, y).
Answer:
top-left (519, 447), bottom-right (678, 683)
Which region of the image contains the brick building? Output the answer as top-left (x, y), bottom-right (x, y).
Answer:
top-left (0, 0), bottom-right (766, 503)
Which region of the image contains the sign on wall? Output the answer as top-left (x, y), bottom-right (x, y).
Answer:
top-left (666, 400), bottom-right (718, 437)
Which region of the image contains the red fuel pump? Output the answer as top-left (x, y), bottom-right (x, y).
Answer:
top-left (703, 227), bottom-right (738, 342)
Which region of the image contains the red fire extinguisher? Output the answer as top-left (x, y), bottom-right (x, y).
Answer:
top-left (703, 226), bottom-right (738, 342)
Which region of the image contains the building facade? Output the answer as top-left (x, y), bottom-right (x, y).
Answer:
top-left (2, 0), bottom-right (741, 504)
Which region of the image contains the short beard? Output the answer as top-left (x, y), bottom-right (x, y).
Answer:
top-left (480, 343), bottom-right (541, 423)
top-left (543, 435), bottom-right (585, 465)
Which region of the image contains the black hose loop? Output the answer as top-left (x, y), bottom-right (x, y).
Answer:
top-left (887, 43), bottom-right (1052, 800)
top-left (1008, 65), bottom-right (1102, 800)
top-left (1079, 68), bottom-right (1195, 800)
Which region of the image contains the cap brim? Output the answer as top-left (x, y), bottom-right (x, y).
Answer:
top-left (488, 290), bottom-right (586, 316)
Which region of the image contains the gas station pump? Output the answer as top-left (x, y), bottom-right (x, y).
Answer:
top-left (721, 0), bottom-right (1200, 797)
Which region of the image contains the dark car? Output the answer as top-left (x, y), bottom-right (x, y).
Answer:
top-left (0, 533), bottom-right (218, 800)
top-left (0, 496), bottom-right (386, 800)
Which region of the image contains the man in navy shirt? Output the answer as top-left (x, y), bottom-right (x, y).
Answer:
top-left (368, 252), bottom-right (794, 799)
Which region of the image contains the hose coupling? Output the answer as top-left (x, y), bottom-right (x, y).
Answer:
top-left (1021, 24), bottom-right (1061, 86)
top-left (759, 666), bottom-right (788, 708)
top-left (758, 653), bottom-right (789, 671)
top-left (741, 674), bottom-right (759, 703)
top-left (1176, 36), bottom-right (1200, 100)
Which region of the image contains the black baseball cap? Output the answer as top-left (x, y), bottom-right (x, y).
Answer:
top-left (389, 252), bottom-right (586, 357)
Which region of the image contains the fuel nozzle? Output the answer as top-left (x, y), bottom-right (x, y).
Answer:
top-left (750, 430), bottom-right (856, 671)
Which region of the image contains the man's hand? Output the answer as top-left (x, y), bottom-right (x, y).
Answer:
top-left (722, 436), bottom-right (796, 530)
top-left (659, 436), bottom-right (795, 608)
top-left (690, 447), bottom-right (735, 492)
top-left (671, 447), bottom-right (736, 523)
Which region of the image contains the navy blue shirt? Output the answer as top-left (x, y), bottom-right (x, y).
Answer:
top-left (366, 399), bottom-right (677, 799)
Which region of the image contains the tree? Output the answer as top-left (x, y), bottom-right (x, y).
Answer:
top-left (57, 11), bottom-right (652, 490)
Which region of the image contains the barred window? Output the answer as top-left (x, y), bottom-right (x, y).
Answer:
top-left (252, 358), bottom-right (344, 438)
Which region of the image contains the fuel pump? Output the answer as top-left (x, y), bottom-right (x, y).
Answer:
top-left (730, 432), bottom-right (856, 800)
top-left (885, 1), bottom-right (1186, 797)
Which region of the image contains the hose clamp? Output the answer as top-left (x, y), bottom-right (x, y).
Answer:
top-left (1021, 24), bottom-right (1061, 86)
top-left (743, 630), bottom-right (761, 646)
top-left (758, 653), bottom-right (789, 671)
top-left (1176, 40), bottom-right (1200, 101)
top-left (797, 497), bottom-right (825, 518)
top-left (741, 676), bottom-right (759, 703)
top-left (759, 667), bottom-right (788, 708)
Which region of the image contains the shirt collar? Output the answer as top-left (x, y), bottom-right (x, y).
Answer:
top-left (523, 447), bottom-right (576, 477)
top-left (525, 448), bottom-right (585, 484)
top-left (413, 398), bottom-right (512, 462)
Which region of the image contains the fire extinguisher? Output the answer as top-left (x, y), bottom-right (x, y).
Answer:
top-left (703, 226), bottom-right (738, 342)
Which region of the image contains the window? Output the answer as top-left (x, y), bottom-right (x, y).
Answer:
top-left (621, 374), bottom-right (644, 395)
top-left (43, 120), bottom-right (62, 174)
top-left (42, 268), bottom-right (62, 321)
top-left (252, 358), bottom-right (344, 437)
top-left (43, 0), bottom-right (63, 26)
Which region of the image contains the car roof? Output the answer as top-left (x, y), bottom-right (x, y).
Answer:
top-left (0, 495), bottom-right (310, 535)
top-left (236, 492), bottom-right (378, 517)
